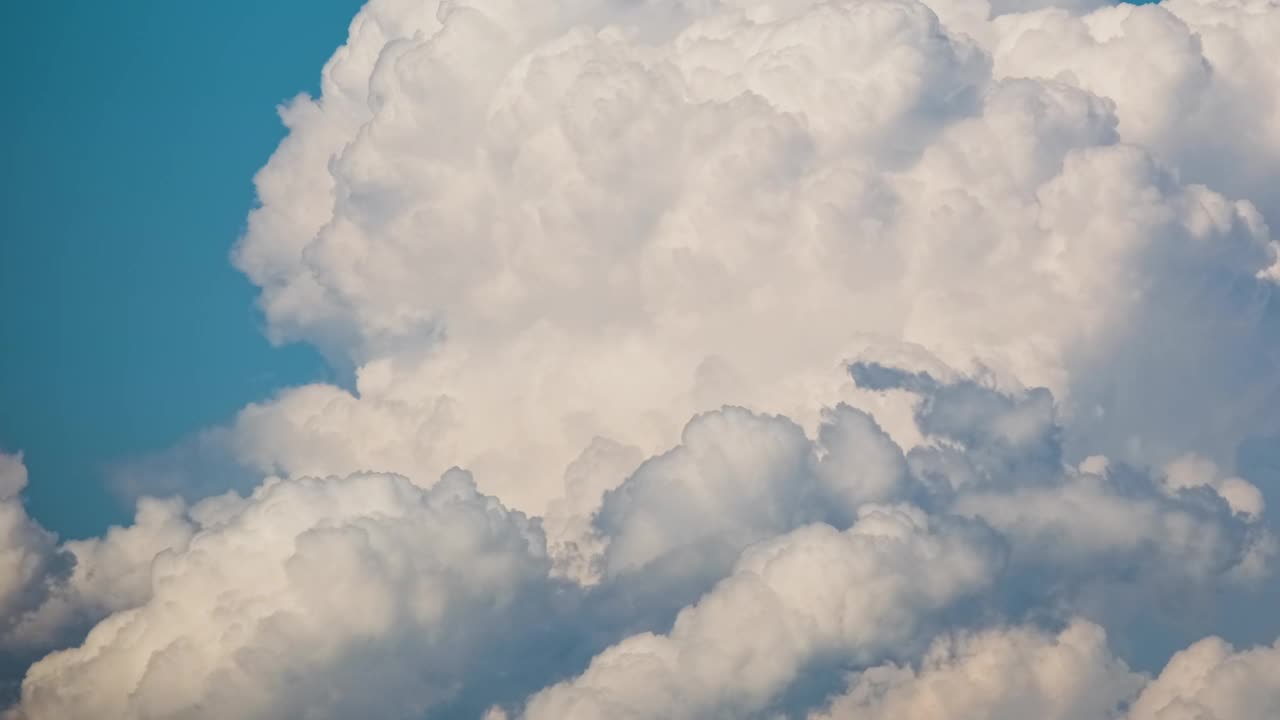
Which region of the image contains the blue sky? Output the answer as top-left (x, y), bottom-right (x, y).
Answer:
top-left (0, 1), bottom-right (362, 538)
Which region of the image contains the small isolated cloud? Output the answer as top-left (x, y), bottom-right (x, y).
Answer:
top-left (7, 0), bottom-right (1280, 716)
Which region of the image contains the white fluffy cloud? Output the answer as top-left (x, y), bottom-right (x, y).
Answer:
top-left (523, 506), bottom-right (1000, 719)
top-left (593, 403), bottom-right (910, 583)
top-left (8, 0), bottom-right (1280, 716)
top-left (3, 502), bottom-right (190, 647)
top-left (811, 620), bottom-right (1145, 720)
top-left (989, 0), bottom-right (1280, 229)
top-left (814, 619), bottom-right (1280, 720)
top-left (12, 471), bottom-right (556, 720)
top-left (1, 453), bottom-right (195, 703)
top-left (211, 0), bottom-right (1280, 521)
top-left (0, 453), bottom-right (59, 649)
top-left (15, 370), bottom-right (1274, 718)
top-left (1130, 634), bottom-right (1280, 720)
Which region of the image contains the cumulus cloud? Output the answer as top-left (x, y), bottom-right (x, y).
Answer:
top-left (593, 403), bottom-right (912, 582)
top-left (523, 507), bottom-right (1000, 719)
top-left (982, 0), bottom-right (1280, 468)
top-left (811, 620), bottom-right (1145, 720)
top-left (7, 0), bottom-right (1280, 716)
top-left (989, 0), bottom-right (1280, 228)
top-left (814, 619), bottom-right (1280, 720)
top-left (0, 452), bottom-right (62, 656)
top-left (1, 452), bottom-right (194, 704)
top-left (1130, 634), bottom-right (1280, 720)
top-left (204, 0), bottom-right (1280, 521)
top-left (12, 471), bottom-right (562, 720)
top-left (11, 369), bottom-right (1275, 717)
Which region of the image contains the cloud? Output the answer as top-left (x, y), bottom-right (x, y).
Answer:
top-left (7, 0), bottom-right (1280, 716)
top-left (0, 452), bottom-right (63, 659)
top-left (200, 0), bottom-right (1278, 530)
top-left (811, 620), bottom-right (1144, 720)
top-left (814, 619), bottom-right (1280, 720)
top-left (11, 471), bottom-right (562, 720)
top-left (982, 0), bottom-right (1280, 468)
top-left (1130, 634), bottom-right (1280, 720)
top-left (593, 403), bottom-right (916, 581)
top-left (989, 0), bottom-right (1280, 230)
top-left (523, 506), bottom-right (1001, 720)
top-left (5, 370), bottom-right (1278, 718)
top-left (1, 451), bottom-right (193, 705)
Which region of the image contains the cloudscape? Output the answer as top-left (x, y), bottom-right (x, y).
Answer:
top-left (4, 0), bottom-right (1280, 717)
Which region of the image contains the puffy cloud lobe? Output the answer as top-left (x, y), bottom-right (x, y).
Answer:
top-left (982, 0), bottom-right (1280, 469)
top-left (2, 453), bottom-right (195, 705)
top-left (523, 506), bottom-right (1001, 720)
top-left (1129, 634), bottom-right (1280, 720)
top-left (595, 407), bottom-right (818, 580)
top-left (0, 453), bottom-right (61, 654)
top-left (811, 620), bottom-right (1144, 720)
top-left (951, 467), bottom-right (1273, 592)
top-left (11, 470), bottom-right (558, 720)
top-left (206, 0), bottom-right (1279, 523)
top-left (853, 364), bottom-right (1273, 595)
top-left (595, 404), bottom-right (913, 580)
top-left (990, 0), bottom-right (1280, 231)
top-left (571, 368), bottom-right (1271, 642)
top-left (579, 402), bottom-right (915, 615)
top-left (1163, 453), bottom-right (1266, 520)
top-left (0, 456), bottom-right (27, 502)
top-left (536, 367), bottom-right (1267, 715)
top-left (813, 619), bottom-right (1280, 720)
top-left (2, 498), bottom-right (193, 658)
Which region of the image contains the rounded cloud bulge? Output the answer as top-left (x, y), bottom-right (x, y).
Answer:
top-left (7, 0), bottom-right (1280, 717)
top-left (222, 0), bottom-right (1280, 516)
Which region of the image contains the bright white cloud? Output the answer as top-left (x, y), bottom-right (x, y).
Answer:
top-left (2, 498), bottom-right (193, 658)
top-left (812, 618), bottom-right (1280, 720)
top-left (814, 619), bottom-right (1280, 720)
top-left (6, 373), bottom-right (1279, 718)
top-left (11, 471), bottom-right (556, 720)
top-left (811, 620), bottom-right (1145, 720)
top-left (1130, 634), bottom-right (1280, 720)
top-left (989, 0), bottom-right (1280, 229)
top-left (523, 506), bottom-right (1000, 720)
top-left (8, 0), bottom-right (1280, 716)
top-left (205, 0), bottom-right (1280, 525)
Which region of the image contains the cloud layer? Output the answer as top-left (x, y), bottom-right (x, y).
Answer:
top-left (6, 0), bottom-right (1280, 717)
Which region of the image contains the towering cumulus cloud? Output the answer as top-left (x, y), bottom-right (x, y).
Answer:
top-left (6, 0), bottom-right (1280, 717)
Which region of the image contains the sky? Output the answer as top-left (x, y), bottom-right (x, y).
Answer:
top-left (0, 0), bottom-right (360, 537)
top-left (3, 0), bottom-right (1280, 718)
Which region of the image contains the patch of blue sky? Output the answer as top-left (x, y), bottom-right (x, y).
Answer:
top-left (0, 0), bottom-right (363, 538)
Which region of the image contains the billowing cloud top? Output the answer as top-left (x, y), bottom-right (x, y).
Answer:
top-left (5, 0), bottom-right (1280, 717)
